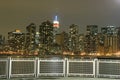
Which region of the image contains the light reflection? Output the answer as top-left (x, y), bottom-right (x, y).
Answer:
top-left (0, 50), bottom-right (120, 57)
top-left (114, 51), bottom-right (120, 56)
top-left (81, 52), bottom-right (86, 56)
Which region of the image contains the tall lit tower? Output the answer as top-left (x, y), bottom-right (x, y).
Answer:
top-left (53, 15), bottom-right (59, 43)
top-left (53, 15), bottom-right (59, 28)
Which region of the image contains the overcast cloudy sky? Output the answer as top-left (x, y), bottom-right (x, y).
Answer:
top-left (0, 0), bottom-right (120, 37)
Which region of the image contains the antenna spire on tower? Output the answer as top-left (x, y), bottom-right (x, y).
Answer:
top-left (55, 15), bottom-right (58, 21)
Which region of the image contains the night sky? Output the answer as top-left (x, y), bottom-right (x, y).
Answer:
top-left (0, 0), bottom-right (120, 37)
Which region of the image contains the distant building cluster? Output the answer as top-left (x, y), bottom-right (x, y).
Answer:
top-left (0, 16), bottom-right (120, 56)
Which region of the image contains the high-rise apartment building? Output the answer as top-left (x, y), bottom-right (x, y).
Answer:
top-left (8, 30), bottom-right (24, 52)
top-left (39, 20), bottom-right (53, 52)
top-left (55, 32), bottom-right (69, 52)
top-left (86, 25), bottom-right (98, 35)
top-left (0, 35), bottom-right (5, 51)
top-left (85, 25), bottom-right (98, 54)
top-left (117, 27), bottom-right (120, 51)
top-left (68, 24), bottom-right (79, 53)
top-left (78, 34), bottom-right (85, 53)
top-left (101, 26), bottom-right (118, 54)
top-left (26, 23), bottom-right (36, 51)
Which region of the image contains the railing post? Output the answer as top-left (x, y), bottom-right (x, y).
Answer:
top-left (66, 58), bottom-right (69, 77)
top-left (6, 58), bottom-right (9, 79)
top-left (64, 58), bottom-right (67, 77)
top-left (94, 58), bottom-right (98, 78)
top-left (8, 57), bottom-right (11, 79)
top-left (34, 57), bottom-right (36, 78)
top-left (35, 57), bottom-right (39, 78)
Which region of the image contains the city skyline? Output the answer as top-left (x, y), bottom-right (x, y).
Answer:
top-left (0, 21), bottom-right (119, 56)
top-left (0, 0), bottom-right (120, 37)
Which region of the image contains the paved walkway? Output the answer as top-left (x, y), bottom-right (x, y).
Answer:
top-left (0, 77), bottom-right (119, 80)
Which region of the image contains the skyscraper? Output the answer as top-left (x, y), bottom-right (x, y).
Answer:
top-left (8, 30), bottom-right (24, 52)
top-left (100, 26), bottom-right (119, 55)
top-left (78, 34), bottom-right (85, 53)
top-left (86, 25), bottom-right (98, 35)
top-left (39, 20), bottom-right (53, 53)
top-left (0, 35), bottom-right (5, 51)
top-left (53, 15), bottom-right (59, 43)
top-left (85, 25), bottom-right (98, 54)
top-left (53, 15), bottom-right (59, 28)
top-left (68, 24), bottom-right (79, 53)
top-left (26, 23), bottom-right (36, 51)
top-left (117, 27), bottom-right (120, 51)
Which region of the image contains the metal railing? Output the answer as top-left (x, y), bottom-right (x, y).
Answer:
top-left (97, 59), bottom-right (120, 78)
top-left (0, 58), bottom-right (8, 78)
top-left (9, 58), bottom-right (36, 78)
top-left (0, 57), bottom-right (120, 79)
top-left (67, 59), bottom-right (95, 77)
top-left (37, 59), bottom-right (65, 77)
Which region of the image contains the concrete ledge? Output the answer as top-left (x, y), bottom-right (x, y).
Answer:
top-left (0, 77), bottom-right (118, 80)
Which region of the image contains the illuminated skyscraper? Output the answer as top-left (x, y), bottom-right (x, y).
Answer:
top-left (53, 15), bottom-right (59, 43)
top-left (117, 27), bottom-right (120, 51)
top-left (68, 24), bottom-right (79, 53)
top-left (53, 15), bottom-right (59, 28)
top-left (26, 23), bottom-right (36, 51)
top-left (78, 34), bottom-right (85, 53)
top-left (100, 26), bottom-right (118, 54)
top-left (85, 25), bottom-right (98, 54)
top-left (8, 30), bottom-right (25, 52)
top-left (0, 35), bottom-right (5, 51)
top-left (39, 20), bottom-right (53, 51)
top-left (86, 25), bottom-right (98, 35)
